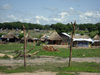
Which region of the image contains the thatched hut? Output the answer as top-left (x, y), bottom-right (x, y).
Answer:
top-left (93, 35), bottom-right (100, 46)
top-left (40, 34), bottom-right (49, 42)
top-left (27, 36), bottom-right (34, 42)
top-left (20, 36), bottom-right (33, 43)
top-left (47, 31), bottom-right (62, 45)
top-left (1, 34), bottom-right (19, 42)
top-left (20, 35), bottom-right (39, 43)
top-left (73, 34), bottom-right (93, 47)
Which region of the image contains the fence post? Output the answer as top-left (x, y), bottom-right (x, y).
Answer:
top-left (68, 21), bottom-right (76, 67)
top-left (23, 25), bottom-right (27, 67)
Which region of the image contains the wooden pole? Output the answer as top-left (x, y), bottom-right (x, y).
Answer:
top-left (68, 21), bottom-right (76, 67)
top-left (23, 25), bottom-right (26, 67)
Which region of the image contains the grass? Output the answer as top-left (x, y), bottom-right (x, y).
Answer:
top-left (0, 43), bottom-right (100, 58)
top-left (56, 72), bottom-right (74, 75)
top-left (0, 62), bottom-right (100, 73)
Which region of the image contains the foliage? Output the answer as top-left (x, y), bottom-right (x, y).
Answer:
top-left (89, 30), bottom-right (99, 38)
top-left (0, 33), bottom-right (4, 37)
top-left (0, 43), bottom-right (100, 58)
top-left (0, 22), bottom-right (100, 37)
top-left (36, 41), bottom-right (42, 46)
top-left (18, 33), bottom-right (24, 39)
top-left (56, 72), bottom-right (74, 75)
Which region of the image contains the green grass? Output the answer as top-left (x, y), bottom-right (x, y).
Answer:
top-left (56, 72), bottom-right (74, 75)
top-left (34, 47), bottom-right (100, 58)
top-left (0, 43), bottom-right (100, 58)
top-left (0, 62), bottom-right (100, 73)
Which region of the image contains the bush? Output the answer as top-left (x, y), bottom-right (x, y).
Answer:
top-left (18, 33), bottom-right (24, 39)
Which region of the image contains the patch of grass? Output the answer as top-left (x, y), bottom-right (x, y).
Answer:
top-left (0, 43), bottom-right (100, 58)
top-left (34, 48), bottom-right (100, 58)
top-left (0, 62), bottom-right (100, 73)
top-left (0, 55), bottom-right (10, 59)
top-left (56, 72), bottom-right (74, 75)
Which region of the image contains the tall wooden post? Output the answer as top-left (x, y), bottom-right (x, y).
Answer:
top-left (68, 21), bottom-right (76, 67)
top-left (23, 25), bottom-right (26, 67)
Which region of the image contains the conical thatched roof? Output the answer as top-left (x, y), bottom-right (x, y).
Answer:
top-left (2, 34), bottom-right (18, 39)
top-left (48, 31), bottom-right (62, 40)
top-left (93, 35), bottom-right (100, 40)
top-left (21, 35), bottom-right (34, 40)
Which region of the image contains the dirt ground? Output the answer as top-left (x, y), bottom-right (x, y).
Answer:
top-left (0, 72), bottom-right (57, 75)
top-left (0, 57), bottom-right (100, 75)
top-left (0, 72), bottom-right (100, 75)
top-left (79, 72), bottom-right (100, 75)
top-left (0, 57), bottom-right (100, 66)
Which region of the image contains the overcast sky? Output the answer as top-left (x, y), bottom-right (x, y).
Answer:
top-left (0, 0), bottom-right (100, 24)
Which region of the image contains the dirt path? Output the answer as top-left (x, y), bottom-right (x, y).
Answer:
top-left (0, 57), bottom-right (100, 66)
top-left (0, 57), bottom-right (100, 75)
top-left (0, 72), bottom-right (57, 75)
top-left (0, 72), bottom-right (100, 75)
top-left (79, 72), bottom-right (100, 75)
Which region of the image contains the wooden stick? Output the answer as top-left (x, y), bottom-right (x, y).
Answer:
top-left (23, 25), bottom-right (27, 67)
top-left (68, 21), bottom-right (76, 67)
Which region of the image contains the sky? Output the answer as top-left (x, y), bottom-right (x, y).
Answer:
top-left (0, 0), bottom-right (100, 25)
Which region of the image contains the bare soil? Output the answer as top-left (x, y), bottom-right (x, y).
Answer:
top-left (0, 57), bottom-right (100, 66)
top-left (0, 72), bottom-right (57, 75)
top-left (0, 72), bottom-right (100, 75)
top-left (0, 57), bottom-right (100, 75)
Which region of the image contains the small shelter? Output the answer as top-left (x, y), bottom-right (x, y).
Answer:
top-left (1, 34), bottom-right (19, 42)
top-left (73, 34), bottom-right (93, 47)
top-left (40, 34), bottom-right (49, 42)
top-left (60, 33), bottom-right (71, 45)
top-left (47, 31), bottom-right (62, 45)
top-left (27, 36), bottom-right (34, 42)
top-left (93, 35), bottom-right (100, 46)
top-left (20, 36), bottom-right (34, 43)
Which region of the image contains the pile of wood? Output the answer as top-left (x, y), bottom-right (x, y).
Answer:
top-left (14, 50), bottom-right (39, 58)
top-left (0, 53), bottom-right (14, 59)
top-left (43, 45), bottom-right (58, 51)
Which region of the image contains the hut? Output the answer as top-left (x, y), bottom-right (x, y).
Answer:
top-left (73, 34), bottom-right (93, 47)
top-left (40, 34), bottom-right (49, 42)
top-left (93, 35), bottom-right (100, 46)
top-left (40, 31), bottom-right (53, 42)
top-left (60, 33), bottom-right (71, 45)
top-left (47, 31), bottom-right (62, 45)
top-left (27, 36), bottom-right (34, 42)
top-left (20, 35), bottom-right (39, 43)
top-left (20, 36), bottom-right (33, 43)
top-left (1, 34), bottom-right (19, 42)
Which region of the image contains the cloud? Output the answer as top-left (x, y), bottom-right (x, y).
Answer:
top-left (36, 19), bottom-right (40, 24)
top-left (0, 4), bottom-right (11, 10)
top-left (45, 7), bottom-right (59, 12)
top-left (84, 12), bottom-right (93, 17)
top-left (79, 11), bottom-right (100, 23)
top-left (8, 15), bottom-right (17, 20)
top-left (59, 12), bottom-right (69, 18)
top-left (69, 7), bottom-right (74, 10)
top-left (0, 8), bottom-right (100, 24)
top-left (52, 18), bottom-right (62, 22)
top-left (35, 16), bottom-right (49, 21)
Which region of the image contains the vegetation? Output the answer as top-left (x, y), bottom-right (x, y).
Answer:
top-left (0, 33), bottom-right (5, 37)
top-left (0, 22), bottom-right (100, 37)
top-left (0, 43), bottom-right (100, 58)
top-left (18, 33), bottom-right (24, 39)
top-left (56, 72), bottom-right (74, 75)
top-left (0, 62), bottom-right (100, 73)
